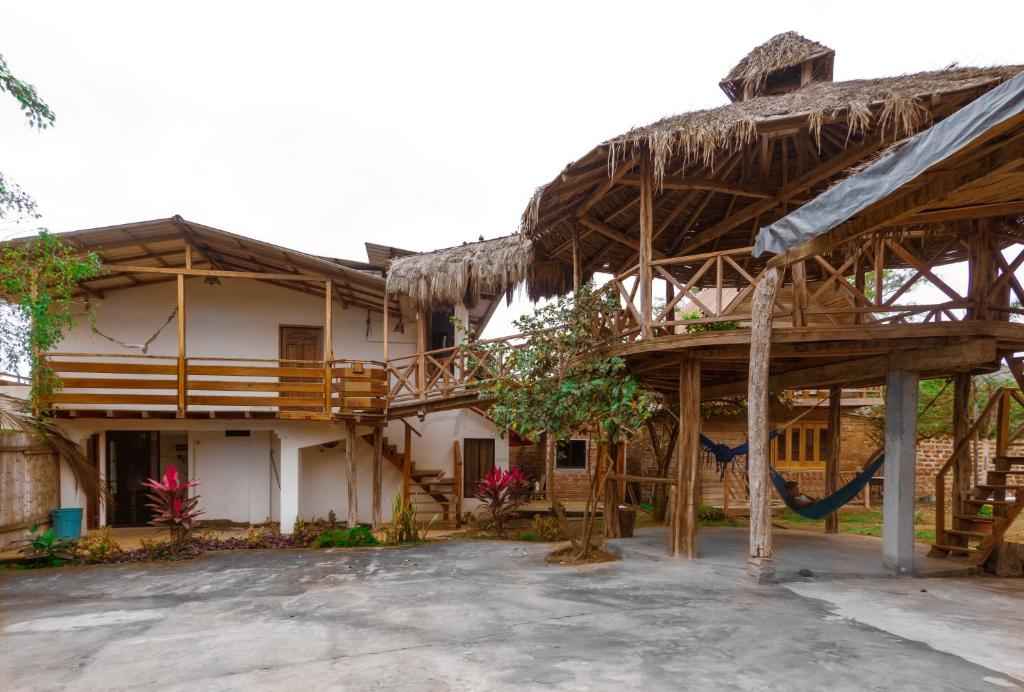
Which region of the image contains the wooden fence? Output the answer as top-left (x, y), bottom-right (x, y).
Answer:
top-left (0, 433), bottom-right (59, 551)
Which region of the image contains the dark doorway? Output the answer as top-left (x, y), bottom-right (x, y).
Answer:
top-left (106, 431), bottom-right (159, 526)
top-left (429, 309), bottom-right (455, 351)
top-left (463, 438), bottom-right (495, 498)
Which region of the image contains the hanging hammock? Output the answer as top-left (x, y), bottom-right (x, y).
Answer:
top-left (700, 431), bottom-right (781, 479)
top-left (91, 307), bottom-right (178, 353)
top-left (770, 453), bottom-right (885, 520)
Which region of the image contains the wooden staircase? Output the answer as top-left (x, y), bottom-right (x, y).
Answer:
top-left (362, 432), bottom-right (460, 527)
top-left (930, 387), bottom-right (1024, 566)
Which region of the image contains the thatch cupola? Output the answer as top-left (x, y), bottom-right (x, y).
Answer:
top-left (719, 31), bottom-right (835, 102)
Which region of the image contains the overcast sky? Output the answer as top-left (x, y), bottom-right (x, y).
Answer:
top-left (2, 1), bottom-right (1022, 336)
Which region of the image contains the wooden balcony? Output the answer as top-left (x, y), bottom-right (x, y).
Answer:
top-left (43, 353), bottom-right (387, 420)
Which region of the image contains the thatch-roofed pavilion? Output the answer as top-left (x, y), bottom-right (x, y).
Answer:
top-left (511, 32), bottom-right (1024, 577)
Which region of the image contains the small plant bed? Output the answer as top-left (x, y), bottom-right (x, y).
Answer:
top-left (545, 544), bottom-right (620, 565)
top-left (772, 504), bottom-right (940, 542)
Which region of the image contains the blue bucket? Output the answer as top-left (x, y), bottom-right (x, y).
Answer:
top-left (51, 508), bottom-right (84, 540)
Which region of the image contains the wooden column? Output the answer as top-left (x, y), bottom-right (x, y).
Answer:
top-left (571, 224), bottom-right (582, 293)
top-left (604, 439), bottom-right (620, 539)
top-left (854, 255), bottom-right (866, 325)
top-left (324, 279), bottom-right (333, 415)
top-left (951, 373), bottom-right (972, 519)
top-left (372, 425), bottom-right (383, 530)
top-left (176, 273), bottom-right (186, 417)
top-left (453, 303), bottom-right (470, 346)
top-left (825, 386), bottom-right (842, 534)
top-left (747, 265), bottom-right (782, 583)
top-left (345, 420), bottom-right (358, 527)
top-left (382, 294), bottom-right (390, 361)
top-left (416, 308), bottom-right (427, 402)
top-left (671, 357), bottom-right (701, 557)
top-left (638, 153), bottom-right (654, 339)
top-left (453, 440), bottom-right (463, 528)
top-left (791, 260), bottom-right (807, 328)
top-left (403, 422), bottom-right (412, 504)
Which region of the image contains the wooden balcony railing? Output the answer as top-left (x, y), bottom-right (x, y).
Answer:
top-left (43, 353), bottom-right (387, 418)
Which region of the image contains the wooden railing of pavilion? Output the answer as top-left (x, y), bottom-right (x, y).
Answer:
top-left (42, 353), bottom-right (387, 418)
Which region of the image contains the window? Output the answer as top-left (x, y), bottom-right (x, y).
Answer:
top-left (774, 423), bottom-right (829, 468)
top-left (556, 439), bottom-right (587, 469)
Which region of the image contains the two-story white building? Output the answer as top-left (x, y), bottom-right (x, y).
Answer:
top-left (4, 216), bottom-right (518, 535)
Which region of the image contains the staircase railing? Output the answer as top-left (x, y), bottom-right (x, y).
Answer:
top-left (934, 387), bottom-right (1020, 546)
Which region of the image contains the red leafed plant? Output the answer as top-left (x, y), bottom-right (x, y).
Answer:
top-left (476, 467), bottom-right (530, 538)
top-left (142, 465), bottom-right (202, 551)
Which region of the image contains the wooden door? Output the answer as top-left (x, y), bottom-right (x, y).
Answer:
top-left (463, 438), bottom-right (495, 498)
top-left (86, 433), bottom-right (100, 530)
top-left (279, 326), bottom-right (323, 411)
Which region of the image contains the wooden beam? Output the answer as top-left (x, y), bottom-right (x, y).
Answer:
top-left (324, 279), bottom-right (334, 414)
top-left (678, 136), bottom-right (884, 255)
top-left (372, 425), bottom-right (383, 530)
top-left (346, 420), bottom-right (358, 527)
top-left (403, 422), bottom-right (412, 504)
top-left (102, 264), bottom-right (325, 282)
top-left (951, 373), bottom-right (971, 520)
top-left (571, 224), bottom-right (581, 293)
top-left (705, 339), bottom-right (998, 398)
top-left (416, 309), bottom-right (427, 402)
top-left (577, 216), bottom-right (667, 260)
top-left (672, 356), bottom-right (700, 558)
top-left (618, 175), bottom-right (777, 199)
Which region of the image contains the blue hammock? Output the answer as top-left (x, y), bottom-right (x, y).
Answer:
top-left (700, 431), bottom-right (781, 479)
top-left (770, 453), bottom-right (886, 520)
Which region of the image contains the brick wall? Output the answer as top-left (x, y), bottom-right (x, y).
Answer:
top-left (508, 434), bottom-right (603, 501)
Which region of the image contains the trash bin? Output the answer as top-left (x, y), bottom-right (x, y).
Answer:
top-left (617, 505), bottom-right (636, 538)
top-left (51, 508), bottom-right (84, 541)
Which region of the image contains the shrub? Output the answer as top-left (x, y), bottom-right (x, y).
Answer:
top-left (71, 527), bottom-right (121, 563)
top-left (697, 505), bottom-right (726, 522)
top-left (519, 531), bottom-right (537, 541)
top-left (142, 465), bottom-right (202, 551)
top-left (529, 515), bottom-right (565, 541)
top-left (385, 491), bottom-right (436, 544)
top-left (19, 524), bottom-right (73, 567)
top-left (475, 467), bottom-right (530, 538)
top-left (312, 525), bottom-right (379, 548)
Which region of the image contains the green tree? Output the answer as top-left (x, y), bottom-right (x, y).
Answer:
top-left (0, 232), bottom-right (101, 411)
top-left (465, 283), bottom-right (659, 560)
top-left (1, 52), bottom-right (55, 222)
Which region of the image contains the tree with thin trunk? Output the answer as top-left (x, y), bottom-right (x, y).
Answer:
top-left (463, 283), bottom-right (658, 560)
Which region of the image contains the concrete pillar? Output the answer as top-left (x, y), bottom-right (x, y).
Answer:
top-left (279, 439), bottom-right (301, 534)
top-left (883, 369), bottom-right (919, 575)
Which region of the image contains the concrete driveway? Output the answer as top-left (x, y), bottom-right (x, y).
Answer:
top-left (2, 528), bottom-right (1022, 691)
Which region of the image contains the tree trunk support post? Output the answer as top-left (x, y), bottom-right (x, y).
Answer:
top-left (403, 422), bottom-right (412, 504)
top-left (372, 425), bottom-right (383, 531)
top-left (638, 152), bottom-right (654, 339)
top-left (345, 420), bottom-right (358, 528)
top-left (671, 356), bottom-right (701, 558)
top-left (951, 373), bottom-right (971, 521)
top-left (883, 369), bottom-right (919, 575)
top-left (747, 265), bottom-right (782, 583)
top-left (453, 440), bottom-right (463, 528)
top-left (825, 386), bottom-right (841, 534)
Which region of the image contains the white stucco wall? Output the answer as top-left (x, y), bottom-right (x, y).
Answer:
top-left (52, 409), bottom-right (506, 531)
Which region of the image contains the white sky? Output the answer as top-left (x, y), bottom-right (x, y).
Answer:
top-left (1, 1), bottom-right (1022, 337)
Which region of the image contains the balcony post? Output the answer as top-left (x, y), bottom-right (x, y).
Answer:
top-left (345, 420), bottom-right (358, 527)
top-left (372, 425), bottom-right (383, 530)
top-left (417, 308), bottom-right (427, 401)
top-left (638, 152), bottom-right (654, 339)
top-left (176, 273), bottom-right (186, 417)
top-left (324, 279), bottom-right (333, 415)
top-left (825, 386), bottom-right (841, 534)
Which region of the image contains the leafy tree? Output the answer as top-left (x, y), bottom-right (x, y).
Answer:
top-left (464, 283), bottom-right (659, 560)
top-left (0, 231), bottom-right (101, 411)
top-left (1, 52), bottom-right (55, 222)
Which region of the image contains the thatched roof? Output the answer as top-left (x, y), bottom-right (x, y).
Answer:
top-left (386, 234), bottom-right (534, 310)
top-left (520, 33), bottom-right (1022, 297)
top-left (720, 31), bottom-right (834, 101)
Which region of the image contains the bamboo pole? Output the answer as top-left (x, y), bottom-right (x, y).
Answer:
top-left (571, 224), bottom-right (581, 294)
top-left (638, 152), bottom-right (654, 339)
top-left (416, 309), bottom-right (427, 402)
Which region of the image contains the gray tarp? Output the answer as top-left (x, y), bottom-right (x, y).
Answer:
top-left (754, 70), bottom-right (1024, 257)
